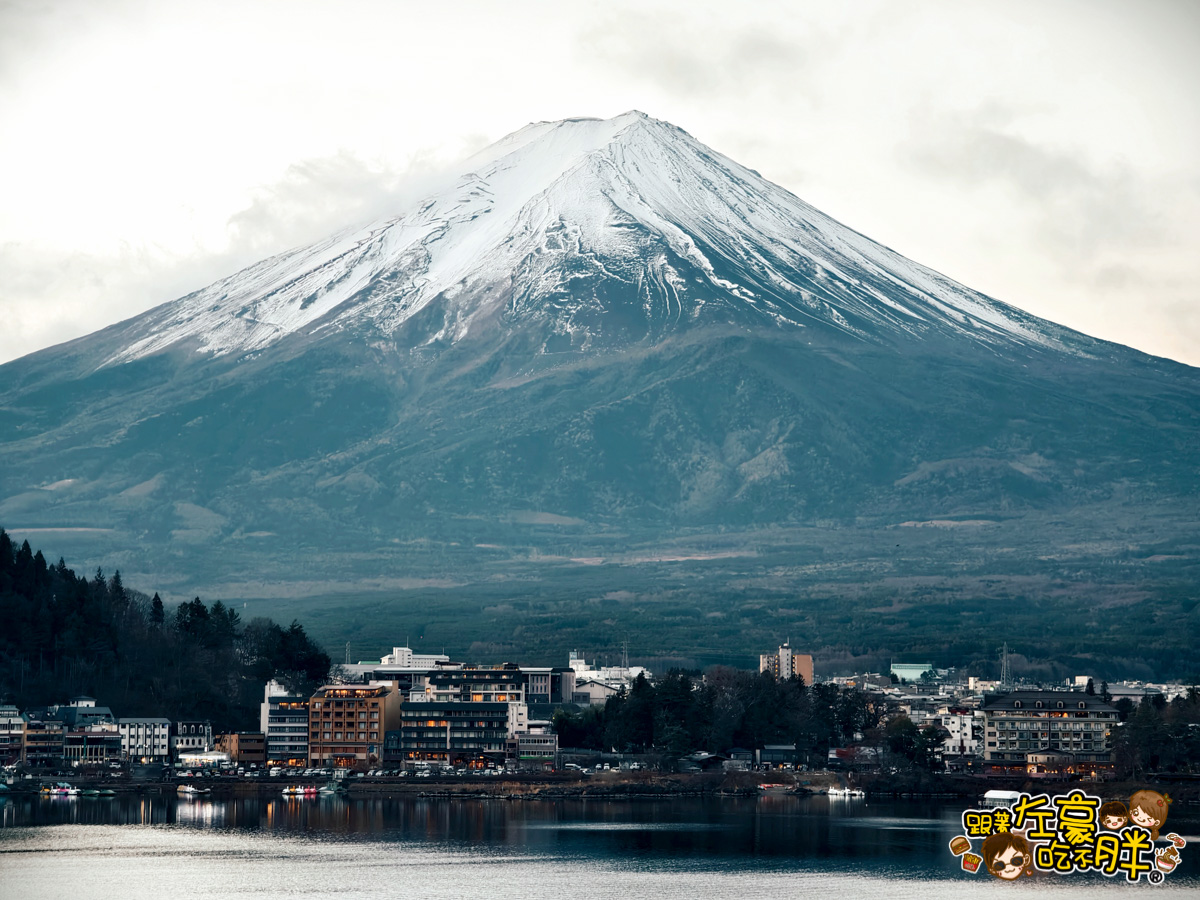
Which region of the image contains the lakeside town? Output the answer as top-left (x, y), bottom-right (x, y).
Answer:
top-left (4, 640), bottom-right (1198, 800)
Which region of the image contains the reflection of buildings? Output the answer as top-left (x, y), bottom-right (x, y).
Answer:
top-left (981, 691), bottom-right (1117, 776)
top-left (759, 643), bottom-right (814, 686)
top-left (308, 683), bottom-right (401, 770)
top-left (261, 680), bottom-right (310, 766)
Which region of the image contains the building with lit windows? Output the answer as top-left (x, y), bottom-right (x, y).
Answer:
top-left (980, 691), bottom-right (1117, 776)
top-left (390, 665), bottom-right (530, 766)
top-left (307, 683), bottom-right (401, 770)
top-left (260, 680), bottom-right (310, 766)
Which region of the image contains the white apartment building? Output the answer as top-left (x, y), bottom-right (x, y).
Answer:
top-left (118, 717), bottom-right (171, 762)
top-left (260, 680), bottom-right (310, 766)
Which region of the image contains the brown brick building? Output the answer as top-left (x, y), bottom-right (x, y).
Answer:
top-left (308, 683), bottom-right (401, 770)
top-left (215, 731), bottom-right (266, 766)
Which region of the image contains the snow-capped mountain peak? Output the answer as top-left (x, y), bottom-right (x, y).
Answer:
top-left (106, 111), bottom-right (1078, 366)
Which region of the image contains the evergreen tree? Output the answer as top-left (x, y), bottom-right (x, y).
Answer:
top-left (150, 593), bottom-right (164, 626)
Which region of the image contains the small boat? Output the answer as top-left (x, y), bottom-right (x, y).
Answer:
top-left (758, 783), bottom-right (791, 792)
top-left (281, 785), bottom-right (320, 796)
top-left (982, 789), bottom-right (1021, 808)
top-left (43, 782), bottom-right (79, 796)
top-left (98, 789), bottom-right (116, 796)
top-left (81, 789), bottom-right (100, 797)
top-left (827, 787), bottom-right (865, 798)
top-left (177, 783), bottom-right (211, 795)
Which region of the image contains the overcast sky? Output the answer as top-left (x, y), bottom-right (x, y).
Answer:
top-left (1, 0), bottom-right (1197, 366)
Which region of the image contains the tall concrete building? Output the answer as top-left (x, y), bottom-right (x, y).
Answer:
top-left (261, 680), bottom-right (310, 766)
top-left (759, 643), bottom-right (814, 686)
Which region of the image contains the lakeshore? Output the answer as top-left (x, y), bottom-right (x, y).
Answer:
top-left (7, 769), bottom-right (1200, 805)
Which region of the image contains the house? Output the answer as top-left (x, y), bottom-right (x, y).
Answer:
top-left (172, 721), bottom-right (213, 759)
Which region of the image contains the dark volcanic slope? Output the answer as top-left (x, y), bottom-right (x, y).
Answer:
top-left (0, 113), bottom-right (1197, 659)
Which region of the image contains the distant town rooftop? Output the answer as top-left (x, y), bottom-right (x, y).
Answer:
top-left (981, 690), bottom-right (1116, 712)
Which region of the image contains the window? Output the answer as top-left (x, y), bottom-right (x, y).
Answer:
top-left (1079, 702), bottom-right (1086, 709)
top-left (1013, 701), bottom-right (1022, 709)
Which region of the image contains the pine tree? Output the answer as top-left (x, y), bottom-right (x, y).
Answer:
top-left (150, 593), bottom-right (164, 626)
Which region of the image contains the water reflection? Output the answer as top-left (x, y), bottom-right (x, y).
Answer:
top-left (1, 793), bottom-right (1196, 899)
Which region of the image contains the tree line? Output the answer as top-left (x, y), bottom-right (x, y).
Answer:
top-left (0, 529), bottom-right (331, 732)
top-left (1111, 690), bottom-right (1200, 777)
top-left (552, 668), bottom-right (879, 763)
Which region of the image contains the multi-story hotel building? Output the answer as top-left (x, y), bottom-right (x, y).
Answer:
top-left (391, 664), bottom-right (530, 766)
top-left (980, 691), bottom-right (1117, 775)
top-left (307, 683), bottom-right (401, 770)
top-left (394, 701), bottom-right (518, 766)
top-left (261, 680), bottom-right (310, 766)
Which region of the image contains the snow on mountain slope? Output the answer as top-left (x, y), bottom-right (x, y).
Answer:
top-left (106, 111), bottom-right (1079, 367)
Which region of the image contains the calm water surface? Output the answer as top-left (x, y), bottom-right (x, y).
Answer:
top-left (1, 794), bottom-right (1195, 898)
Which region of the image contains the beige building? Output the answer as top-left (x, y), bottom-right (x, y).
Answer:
top-left (980, 691), bottom-right (1117, 776)
top-left (759, 643), bottom-right (814, 686)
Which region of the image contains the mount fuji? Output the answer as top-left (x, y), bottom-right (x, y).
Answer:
top-left (1, 112), bottom-right (1197, 666)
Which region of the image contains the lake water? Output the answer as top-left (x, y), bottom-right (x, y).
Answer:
top-left (1, 793), bottom-right (1196, 898)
